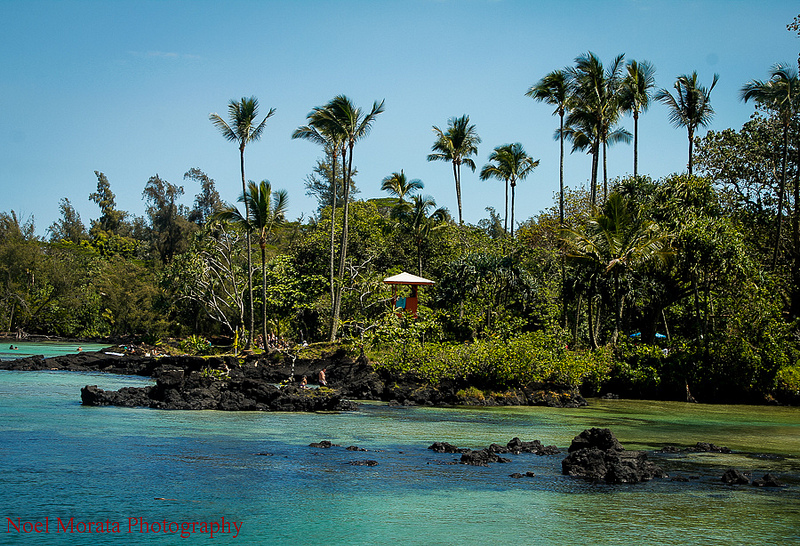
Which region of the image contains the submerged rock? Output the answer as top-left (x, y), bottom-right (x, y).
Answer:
top-left (561, 428), bottom-right (667, 484)
top-left (689, 442), bottom-right (732, 453)
top-left (752, 473), bottom-right (786, 487)
top-left (309, 441), bottom-right (340, 448)
top-left (721, 468), bottom-right (750, 485)
top-left (349, 460), bottom-right (378, 466)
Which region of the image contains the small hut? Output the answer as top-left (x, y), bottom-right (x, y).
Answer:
top-left (383, 272), bottom-right (435, 318)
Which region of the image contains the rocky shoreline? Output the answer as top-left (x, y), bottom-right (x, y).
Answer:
top-left (0, 348), bottom-right (586, 412)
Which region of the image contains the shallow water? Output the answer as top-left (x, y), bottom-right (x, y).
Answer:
top-left (0, 341), bottom-right (110, 361)
top-left (1, 370), bottom-right (799, 545)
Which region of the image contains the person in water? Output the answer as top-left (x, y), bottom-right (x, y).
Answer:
top-left (300, 376), bottom-right (308, 389)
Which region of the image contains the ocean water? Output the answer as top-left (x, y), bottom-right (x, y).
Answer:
top-left (1, 369), bottom-right (799, 545)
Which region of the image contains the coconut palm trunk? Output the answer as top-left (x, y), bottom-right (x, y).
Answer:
top-left (510, 179), bottom-right (516, 237)
top-left (329, 150), bottom-right (338, 308)
top-left (238, 144), bottom-right (255, 345)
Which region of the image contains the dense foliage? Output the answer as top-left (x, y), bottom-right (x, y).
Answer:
top-left (5, 34), bottom-right (800, 403)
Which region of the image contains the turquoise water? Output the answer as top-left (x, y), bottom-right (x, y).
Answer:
top-left (1, 370), bottom-right (799, 545)
top-left (0, 341), bottom-right (110, 361)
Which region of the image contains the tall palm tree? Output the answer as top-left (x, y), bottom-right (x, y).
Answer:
top-left (381, 170), bottom-right (424, 203)
top-left (655, 71), bottom-right (719, 175)
top-left (216, 180), bottom-right (288, 346)
top-left (562, 192), bottom-right (672, 347)
top-left (209, 96), bottom-right (275, 348)
top-left (391, 194), bottom-right (450, 275)
top-left (427, 115), bottom-right (481, 225)
top-left (479, 143), bottom-right (539, 237)
top-left (315, 95), bottom-right (385, 340)
top-left (293, 113), bottom-right (344, 313)
top-left (527, 69), bottom-right (569, 226)
top-left (565, 52), bottom-right (631, 205)
top-left (619, 60), bottom-right (657, 178)
top-left (741, 63), bottom-right (799, 267)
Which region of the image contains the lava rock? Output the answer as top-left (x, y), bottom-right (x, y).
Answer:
top-left (752, 473), bottom-right (785, 487)
top-left (561, 428), bottom-right (666, 484)
top-left (309, 440), bottom-right (340, 448)
top-left (506, 437), bottom-right (560, 455)
top-left (349, 460), bottom-right (378, 466)
top-left (721, 468), bottom-right (750, 485)
top-left (567, 428), bottom-right (624, 453)
top-left (460, 448), bottom-right (511, 466)
top-left (428, 442), bottom-right (469, 454)
top-left (690, 442), bottom-right (731, 453)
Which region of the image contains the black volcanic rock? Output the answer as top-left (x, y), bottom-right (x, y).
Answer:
top-left (81, 371), bottom-right (357, 412)
top-left (752, 473), bottom-right (786, 487)
top-left (460, 448), bottom-right (512, 466)
top-left (428, 442), bottom-right (469, 454)
top-left (506, 437), bottom-right (561, 455)
top-left (561, 428), bottom-right (666, 484)
top-left (721, 468), bottom-right (751, 485)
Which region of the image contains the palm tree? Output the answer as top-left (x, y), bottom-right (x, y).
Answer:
top-left (381, 170), bottom-right (424, 203)
top-left (427, 115), bottom-right (481, 224)
top-left (293, 112), bottom-right (344, 313)
top-left (565, 52), bottom-right (631, 204)
top-left (619, 60), bottom-right (657, 178)
top-left (527, 69), bottom-right (569, 225)
top-left (209, 97), bottom-right (275, 348)
top-left (562, 192), bottom-right (672, 347)
top-left (479, 143), bottom-right (539, 237)
top-left (392, 194), bottom-right (450, 275)
top-left (315, 95), bottom-right (385, 340)
top-left (655, 72), bottom-right (719, 176)
top-left (741, 63), bottom-right (799, 267)
top-left (216, 180), bottom-right (288, 345)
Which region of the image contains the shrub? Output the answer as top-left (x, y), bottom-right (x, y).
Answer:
top-left (374, 331), bottom-right (612, 390)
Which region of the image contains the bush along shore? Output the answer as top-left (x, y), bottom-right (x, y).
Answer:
top-left (0, 345), bottom-right (587, 411)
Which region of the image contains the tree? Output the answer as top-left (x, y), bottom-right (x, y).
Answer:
top-left (163, 221), bottom-right (248, 338)
top-left (427, 115), bottom-right (481, 224)
top-left (209, 96), bottom-right (276, 347)
top-left (89, 171), bottom-right (127, 236)
top-left (313, 95), bottom-right (385, 341)
top-left (620, 60), bottom-right (656, 178)
top-left (479, 143), bottom-right (539, 237)
top-left (741, 63), bottom-right (799, 267)
top-left (527, 69), bottom-right (569, 225)
top-left (217, 180), bottom-right (288, 345)
top-left (562, 192), bottom-right (672, 347)
top-left (655, 72), bottom-right (719, 175)
top-left (142, 174), bottom-right (193, 263)
top-left (185, 168), bottom-right (223, 226)
top-left (294, 107), bottom-right (348, 316)
top-left (381, 170), bottom-right (423, 203)
top-left (565, 52), bottom-right (631, 204)
top-left (48, 198), bottom-right (87, 243)
top-left (303, 148), bottom-right (358, 213)
top-left (391, 194), bottom-right (449, 275)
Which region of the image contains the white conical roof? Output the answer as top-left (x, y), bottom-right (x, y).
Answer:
top-left (383, 271), bottom-right (435, 285)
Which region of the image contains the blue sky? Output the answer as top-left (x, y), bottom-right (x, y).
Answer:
top-left (1, 0), bottom-right (797, 236)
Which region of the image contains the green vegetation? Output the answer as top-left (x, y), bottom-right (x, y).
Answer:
top-left (4, 29), bottom-right (800, 403)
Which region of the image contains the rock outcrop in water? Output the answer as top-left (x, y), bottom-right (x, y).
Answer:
top-left (2, 348), bottom-right (585, 409)
top-left (561, 428), bottom-right (667, 484)
top-left (81, 368), bottom-right (358, 412)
